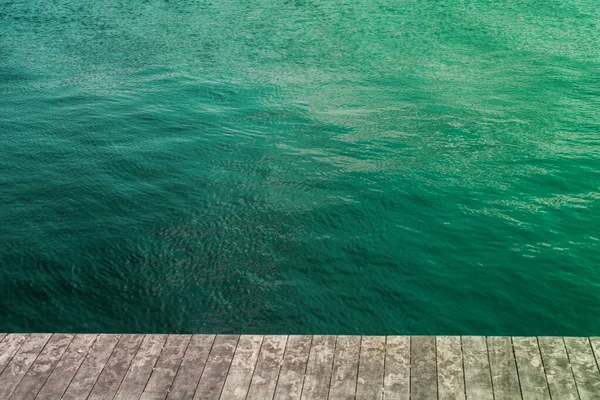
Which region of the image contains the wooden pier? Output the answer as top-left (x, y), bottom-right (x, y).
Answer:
top-left (0, 334), bottom-right (599, 399)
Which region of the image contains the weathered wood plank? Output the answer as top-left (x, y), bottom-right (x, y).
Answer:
top-left (87, 334), bottom-right (144, 400)
top-left (0, 334), bottom-right (6, 342)
top-left (436, 336), bottom-right (465, 400)
top-left (356, 336), bottom-right (385, 400)
top-left (462, 336), bottom-right (493, 400)
top-left (0, 333), bottom-right (51, 399)
top-left (564, 337), bottom-right (600, 400)
top-left (486, 336), bottom-right (521, 400)
top-left (61, 334), bottom-right (120, 400)
top-left (273, 335), bottom-right (312, 400)
top-left (9, 334), bottom-right (73, 400)
top-left (140, 335), bottom-right (191, 400)
top-left (36, 334), bottom-right (98, 400)
top-left (512, 337), bottom-right (550, 400)
top-left (246, 335), bottom-right (288, 400)
top-left (166, 335), bottom-right (215, 400)
top-left (220, 335), bottom-right (263, 400)
top-left (410, 336), bottom-right (437, 400)
top-left (538, 337), bottom-right (578, 400)
top-left (0, 334), bottom-right (29, 375)
top-left (329, 336), bottom-right (361, 400)
top-left (193, 334), bottom-right (239, 400)
top-left (384, 336), bottom-right (410, 400)
top-left (301, 335), bottom-right (336, 400)
top-left (113, 334), bottom-right (167, 400)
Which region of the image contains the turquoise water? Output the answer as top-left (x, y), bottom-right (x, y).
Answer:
top-left (1, 0), bottom-right (599, 335)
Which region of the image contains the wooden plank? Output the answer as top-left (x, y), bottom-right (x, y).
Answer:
top-left (193, 334), bottom-right (239, 400)
top-left (0, 333), bottom-right (51, 399)
top-left (61, 334), bottom-right (121, 400)
top-left (220, 335), bottom-right (263, 400)
top-left (436, 336), bottom-right (465, 400)
top-left (273, 335), bottom-right (312, 400)
top-left (166, 335), bottom-right (215, 400)
top-left (246, 335), bottom-right (288, 400)
top-left (410, 336), bottom-right (437, 400)
top-left (9, 334), bottom-right (73, 399)
top-left (140, 335), bottom-right (191, 400)
top-left (384, 336), bottom-right (410, 400)
top-left (462, 336), bottom-right (493, 400)
top-left (329, 336), bottom-right (361, 400)
top-left (538, 337), bottom-right (578, 400)
top-left (36, 334), bottom-right (98, 400)
top-left (301, 335), bottom-right (336, 400)
top-left (565, 337), bottom-right (600, 400)
top-left (356, 336), bottom-right (385, 400)
top-left (486, 336), bottom-right (521, 400)
top-left (113, 334), bottom-right (167, 400)
top-left (0, 334), bottom-right (29, 375)
top-left (87, 334), bottom-right (144, 400)
top-left (0, 334), bottom-right (6, 342)
top-left (512, 337), bottom-right (550, 400)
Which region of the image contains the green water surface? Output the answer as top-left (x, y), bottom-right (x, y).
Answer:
top-left (1, 0), bottom-right (599, 334)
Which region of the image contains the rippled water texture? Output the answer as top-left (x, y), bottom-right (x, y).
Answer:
top-left (1, 0), bottom-right (599, 334)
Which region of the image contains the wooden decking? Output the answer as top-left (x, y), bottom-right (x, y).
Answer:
top-left (0, 334), bottom-right (599, 399)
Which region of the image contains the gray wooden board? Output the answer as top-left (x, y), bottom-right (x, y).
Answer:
top-left (273, 335), bottom-right (312, 400)
top-left (356, 336), bottom-right (385, 400)
top-left (410, 336), bottom-right (437, 400)
top-left (193, 334), bottom-right (239, 400)
top-left (9, 334), bottom-right (74, 400)
top-left (88, 334), bottom-right (144, 400)
top-left (1, 334), bottom-right (600, 400)
top-left (436, 336), bottom-right (465, 400)
top-left (329, 335), bottom-right (361, 400)
top-left (0, 333), bottom-right (51, 399)
top-left (61, 334), bottom-right (120, 400)
top-left (220, 335), bottom-right (263, 400)
top-left (166, 335), bottom-right (216, 400)
top-left (486, 336), bottom-right (521, 400)
top-left (141, 334), bottom-right (191, 399)
top-left (564, 337), bottom-right (600, 400)
top-left (246, 335), bottom-right (288, 400)
top-left (36, 334), bottom-right (98, 400)
top-left (113, 334), bottom-right (167, 400)
top-left (0, 334), bottom-right (29, 375)
top-left (512, 337), bottom-right (551, 400)
top-left (462, 336), bottom-right (494, 400)
top-left (301, 335), bottom-right (336, 400)
top-left (384, 336), bottom-right (410, 400)
top-left (538, 337), bottom-right (578, 400)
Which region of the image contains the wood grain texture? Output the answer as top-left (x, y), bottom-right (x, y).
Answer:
top-left (538, 337), bottom-right (578, 400)
top-left (9, 334), bottom-right (73, 400)
top-left (246, 335), bottom-right (287, 400)
top-left (301, 335), bottom-right (336, 400)
top-left (462, 336), bottom-right (493, 400)
top-left (193, 334), bottom-right (239, 400)
top-left (36, 334), bottom-right (98, 400)
top-left (513, 337), bottom-right (551, 400)
top-left (383, 336), bottom-right (410, 400)
top-left (220, 335), bottom-right (263, 400)
top-left (0, 333), bottom-right (51, 399)
top-left (486, 336), bottom-right (521, 400)
top-left (273, 335), bottom-right (312, 400)
top-left (167, 334), bottom-right (215, 400)
top-left (0, 334), bottom-right (596, 399)
top-left (356, 336), bottom-right (385, 400)
top-left (436, 336), bottom-right (465, 400)
top-left (88, 334), bottom-right (144, 400)
top-left (564, 337), bottom-right (600, 400)
top-left (410, 336), bottom-right (437, 400)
